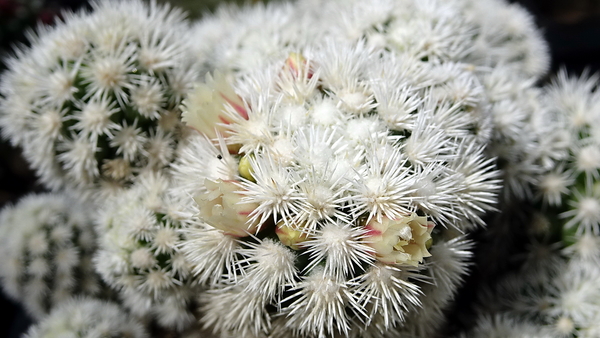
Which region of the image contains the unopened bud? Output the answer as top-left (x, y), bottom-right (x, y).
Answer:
top-left (182, 71), bottom-right (248, 153)
top-left (238, 154), bottom-right (255, 182)
top-left (275, 221), bottom-right (310, 250)
top-left (284, 52), bottom-right (313, 79)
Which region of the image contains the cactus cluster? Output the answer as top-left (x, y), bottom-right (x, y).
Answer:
top-left (1, 0), bottom-right (600, 337)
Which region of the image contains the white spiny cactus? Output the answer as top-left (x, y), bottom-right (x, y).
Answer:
top-left (539, 71), bottom-right (600, 235)
top-left (462, 72), bottom-right (600, 338)
top-left (172, 26), bottom-right (500, 335)
top-left (0, 0), bottom-right (201, 194)
top-left (94, 170), bottom-right (198, 331)
top-left (464, 235), bottom-right (600, 338)
top-left (24, 297), bottom-right (148, 338)
top-left (0, 193), bottom-right (103, 319)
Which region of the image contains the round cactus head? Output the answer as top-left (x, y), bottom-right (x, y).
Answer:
top-left (0, 0), bottom-right (201, 193)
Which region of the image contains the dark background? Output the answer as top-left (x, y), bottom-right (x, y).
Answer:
top-left (1, 0), bottom-right (599, 336)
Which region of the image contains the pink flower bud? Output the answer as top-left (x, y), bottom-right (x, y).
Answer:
top-left (364, 213), bottom-right (434, 266)
top-left (283, 52), bottom-right (313, 80)
top-left (194, 179), bottom-right (260, 237)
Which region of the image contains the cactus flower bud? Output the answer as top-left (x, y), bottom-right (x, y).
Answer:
top-left (194, 179), bottom-right (260, 237)
top-left (238, 154), bottom-right (255, 182)
top-left (284, 52), bottom-right (313, 79)
top-left (182, 71), bottom-right (248, 143)
top-left (275, 221), bottom-right (310, 250)
top-left (278, 52), bottom-right (317, 103)
top-left (364, 213), bottom-right (435, 266)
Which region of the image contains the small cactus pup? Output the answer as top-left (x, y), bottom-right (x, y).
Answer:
top-left (0, 193), bottom-right (104, 319)
top-left (94, 171), bottom-right (198, 331)
top-left (0, 0), bottom-right (201, 194)
top-left (23, 296), bottom-right (148, 338)
top-left (172, 40), bottom-right (500, 337)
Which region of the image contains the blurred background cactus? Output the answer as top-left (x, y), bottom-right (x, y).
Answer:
top-left (469, 69), bottom-right (600, 338)
top-left (23, 297), bottom-right (148, 338)
top-left (0, 193), bottom-right (107, 326)
top-left (0, 0), bottom-right (204, 195)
